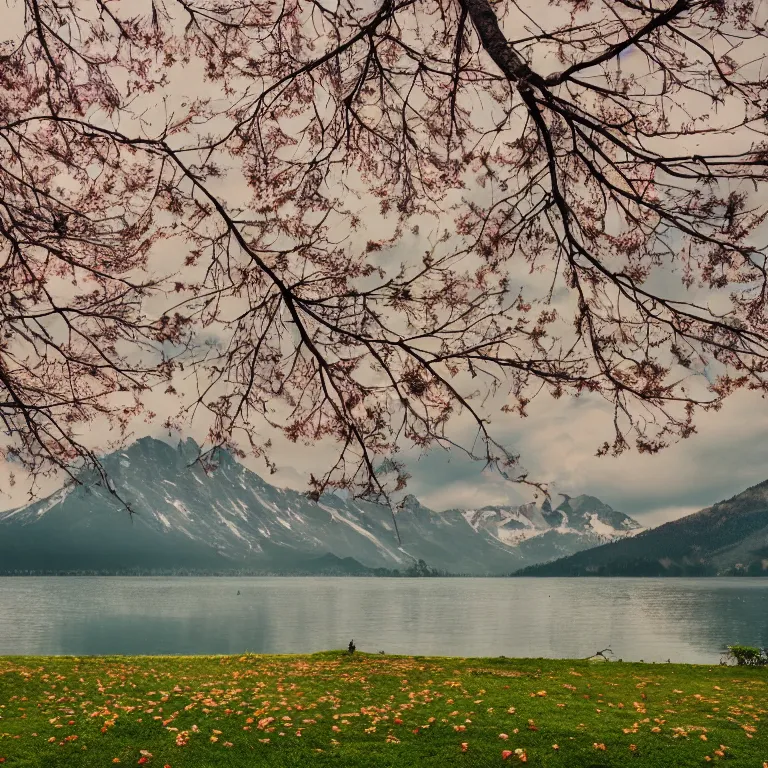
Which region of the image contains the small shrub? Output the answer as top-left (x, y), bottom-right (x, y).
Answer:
top-left (726, 645), bottom-right (767, 666)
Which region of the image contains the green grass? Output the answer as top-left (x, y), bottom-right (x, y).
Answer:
top-left (0, 652), bottom-right (765, 767)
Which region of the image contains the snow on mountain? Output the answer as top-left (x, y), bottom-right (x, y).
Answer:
top-left (0, 437), bottom-right (641, 575)
top-left (453, 494), bottom-right (642, 551)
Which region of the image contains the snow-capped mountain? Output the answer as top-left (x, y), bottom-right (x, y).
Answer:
top-left (459, 494), bottom-right (641, 546)
top-left (0, 437), bottom-right (641, 575)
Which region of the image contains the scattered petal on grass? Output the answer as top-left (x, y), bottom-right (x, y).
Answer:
top-left (0, 653), bottom-right (762, 767)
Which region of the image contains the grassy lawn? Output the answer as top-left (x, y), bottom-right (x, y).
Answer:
top-left (0, 652), bottom-right (765, 767)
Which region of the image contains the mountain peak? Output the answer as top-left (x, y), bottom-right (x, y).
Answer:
top-left (122, 435), bottom-right (173, 455)
top-left (176, 436), bottom-right (202, 462)
top-left (399, 494), bottom-right (430, 515)
top-left (136, 435), bottom-right (166, 445)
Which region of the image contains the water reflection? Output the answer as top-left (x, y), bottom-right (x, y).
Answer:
top-left (0, 577), bottom-right (765, 662)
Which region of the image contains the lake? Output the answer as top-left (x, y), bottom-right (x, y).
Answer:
top-left (0, 577), bottom-right (766, 663)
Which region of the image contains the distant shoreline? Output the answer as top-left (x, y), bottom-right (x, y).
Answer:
top-left (0, 571), bottom-right (764, 578)
top-left (0, 570), bottom-right (475, 577)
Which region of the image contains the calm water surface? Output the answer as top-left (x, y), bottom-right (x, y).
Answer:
top-left (0, 577), bottom-right (766, 663)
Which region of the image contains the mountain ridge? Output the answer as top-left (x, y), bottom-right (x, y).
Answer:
top-left (0, 436), bottom-right (641, 575)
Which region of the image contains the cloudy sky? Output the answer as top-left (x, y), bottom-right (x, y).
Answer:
top-left (401, 388), bottom-right (768, 527)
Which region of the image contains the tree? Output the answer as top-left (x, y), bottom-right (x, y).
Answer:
top-left (405, 559), bottom-right (440, 576)
top-left (1, 0), bottom-right (767, 506)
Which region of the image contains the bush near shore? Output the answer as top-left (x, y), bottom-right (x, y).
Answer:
top-left (0, 652), bottom-right (765, 767)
